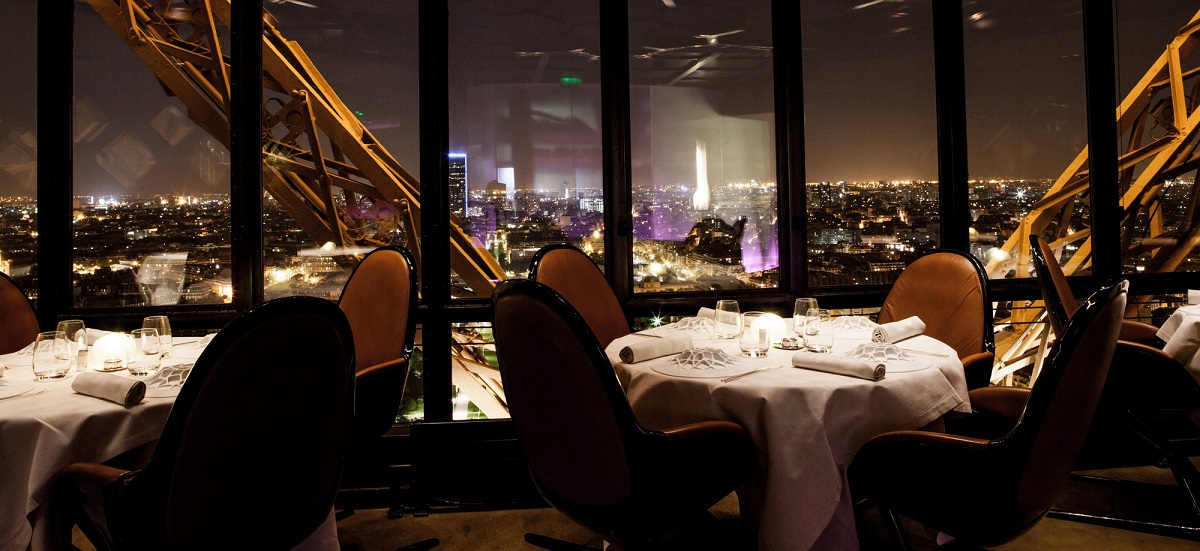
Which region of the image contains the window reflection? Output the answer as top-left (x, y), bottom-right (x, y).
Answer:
top-left (0, 0), bottom-right (37, 305)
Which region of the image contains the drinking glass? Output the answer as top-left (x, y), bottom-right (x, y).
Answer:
top-left (793, 298), bottom-right (818, 339)
top-left (739, 311), bottom-right (772, 357)
top-left (128, 328), bottom-right (161, 376)
top-left (56, 319), bottom-right (86, 371)
top-left (143, 315), bottom-right (172, 357)
top-left (32, 331), bottom-right (72, 381)
top-left (805, 308), bottom-right (834, 353)
top-left (714, 300), bottom-right (742, 339)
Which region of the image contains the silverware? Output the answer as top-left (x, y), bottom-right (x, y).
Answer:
top-left (632, 332), bottom-right (663, 338)
top-left (0, 389), bottom-right (48, 402)
top-left (722, 365), bottom-right (784, 383)
top-left (898, 348), bottom-right (950, 358)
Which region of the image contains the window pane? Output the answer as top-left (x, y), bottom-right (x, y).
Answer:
top-left (629, 0), bottom-right (778, 293)
top-left (802, 0), bottom-right (938, 287)
top-left (964, 2), bottom-right (1088, 281)
top-left (0, 0), bottom-right (36, 304)
top-left (73, 3), bottom-right (231, 307)
top-left (263, 2), bottom-right (421, 301)
top-left (448, 0), bottom-right (603, 299)
top-left (1115, 3), bottom-right (1200, 274)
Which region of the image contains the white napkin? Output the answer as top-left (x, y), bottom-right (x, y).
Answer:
top-left (72, 372), bottom-right (146, 407)
top-left (872, 316), bottom-right (926, 344)
top-left (1189, 289), bottom-right (1200, 305)
top-left (83, 328), bottom-right (117, 346)
top-left (792, 350), bottom-right (885, 381)
top-left (697, 307), bottom-right (716, 319)
top-left (619, 334), bottom-right (693, 364)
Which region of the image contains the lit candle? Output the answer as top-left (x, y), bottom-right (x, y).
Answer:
top-left (88, 333), bottom-right (133, 372)
top-left (749, 313), bottom-right (788, 345)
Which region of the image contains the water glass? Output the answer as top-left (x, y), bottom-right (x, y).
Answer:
top-left (143, 315), bottom-right (173, 356)
top-left (739, 311), bottom-right (772, 358)
top-left (793, 298), bottom-right (818, 339)
top-left (32, 331), bottom-right (72, 381)
top-left (56, 319), bottom-right (86, 371)
top-left (128, 328), bottom-right (162, 376)
top-left (714, 300), bottom-right (742, 339)
top-left (805, 308), bottom-right (834, 353)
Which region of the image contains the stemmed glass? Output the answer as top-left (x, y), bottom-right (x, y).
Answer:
top-left (143, 315), bottom-right (172, 357)
top-left (793, 298), bottom-right (818, 342)
top-left (714, 300), bottom-right (742, 339)
top-left (56, 319), bottom-right (86, 371)
top-left (32, 331), bottom-right (72, 381)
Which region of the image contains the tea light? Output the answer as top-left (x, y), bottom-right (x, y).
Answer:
top-left (749, 313), bottom-right (788, 345)
top-left (88, 333), bottom-right (133, 372)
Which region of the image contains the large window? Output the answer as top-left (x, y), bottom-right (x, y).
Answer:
top-left (1115, 2), bottom-right (1200, 275)
top-left (72, 3), bottom-right (232, 308)
top-left (0, 0), bottom-right (36, 303)
top-left (801, 0), bottom-right (939, 287)
top-left (628, 0), bottom-right (778, 293)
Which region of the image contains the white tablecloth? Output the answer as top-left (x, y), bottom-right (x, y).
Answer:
top-left (0, 337), bottom-right (208, 551)
top-left (607, 327), bottom-right (970, 551)
top-left (1156, 304), bottom-right (1200, 383)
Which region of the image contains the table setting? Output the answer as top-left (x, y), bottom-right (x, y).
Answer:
top-left (606, 298), bottom-right (971, 551)
top-left (0, 315), bottom-right (216, 551)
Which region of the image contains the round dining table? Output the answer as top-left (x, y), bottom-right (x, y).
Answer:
top-left (606, 319), bottom-right (971, 551)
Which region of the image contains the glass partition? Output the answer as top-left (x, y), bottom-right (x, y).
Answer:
top-left (802, 0), bottom-right (938, 287)
top-left (628, 0), bottom-right (778, 293)
top-left (0, 0), bottom-right (36, 304)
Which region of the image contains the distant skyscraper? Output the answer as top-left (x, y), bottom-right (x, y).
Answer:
top-left (448, 153), bottom-right (467, 220)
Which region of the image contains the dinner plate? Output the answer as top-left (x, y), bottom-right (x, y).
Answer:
top-left (650, 362), bottom-right (760, 379)
top-left (885, 356), bottom-right (933, 373)
top-left (0, 381), bottom-right (36, 400)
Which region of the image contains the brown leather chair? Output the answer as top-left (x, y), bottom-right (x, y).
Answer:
top-left (849, 279), bottom-right (1127, 549)
top-left (878, 249), bottom-right (995, 389)
top-left (492, 279), bottom-right (756, 550)
top-left (0, 271), bottom-right (38, 355)
top-left (529, 244), bottom-right (630, 350)
top-left (62, 296), bottom-right (354, 550)
top-left (338, 245), bottom-right (419, 442)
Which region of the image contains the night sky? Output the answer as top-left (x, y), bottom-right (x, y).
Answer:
top-left (0, 0), bottom-right (1197, 197)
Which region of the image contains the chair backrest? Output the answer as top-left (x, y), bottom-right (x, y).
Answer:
top-left (0, 271), bottom-right (38, 355)
top-left (124, 296), bottom-right (354, 549)
top-left (877, 249), bottom-right (994, 358)
top-left (338, 246), bottom-right (418, 439)
top-left (529, 244), bottom-right (630, 349)
top-left (492, 278), bottom-right (641, 509)
top-left (1029, 235), bottom-right (1077, 336)
top-left (998, 279), bottom-right (1126, 515)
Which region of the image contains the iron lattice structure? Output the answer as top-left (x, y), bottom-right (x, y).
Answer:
top-left (85, 0), bottom-right (506, 297)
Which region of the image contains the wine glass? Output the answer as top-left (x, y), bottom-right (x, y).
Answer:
top-left (56, 319), bottom-right (86, 371)
top-left (32, 331), bottom-right (72, 381)
top-left (793, 298), bottom-right (818, 340)
top-left (143, 315), bottom-right (172, 357)
top-left (714, 300), bottom-right (741, 339)
top-left (128, 328), bottom-right (161, 376)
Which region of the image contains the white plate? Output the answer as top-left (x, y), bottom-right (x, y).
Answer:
top-left (650, 361), bottom-right (759, 379)
top-left (885, 356), bottom-right (933, 373)
top-left (0, 381), bottom-right (36, 400)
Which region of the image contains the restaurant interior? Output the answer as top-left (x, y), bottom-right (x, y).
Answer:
top-left (5, 0), bottom-right (1200, 549)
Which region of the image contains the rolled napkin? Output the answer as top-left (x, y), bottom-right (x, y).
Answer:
top-left (872, 316), bottom-right (926, 344)
top-left (1189, 289), bottom-right (1200, 305)
top-left (619, 334), bottom-right (693, 364)
top-left (697, 307), bottom-right (716, 319)
top-left (72, 372), bottom-right (146, 407)
top-left (792, 351), bottom-right (885, 381)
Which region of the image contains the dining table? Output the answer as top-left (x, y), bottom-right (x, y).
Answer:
top-left (606, 316), bottom-right (971, 551)
top-left (1156, 302), bottom-right (1200, 383)
top-left (0, 335), bottom-right (212, 551)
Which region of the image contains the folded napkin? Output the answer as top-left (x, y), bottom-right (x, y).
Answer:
top-left (872, 316), bottom-right (926, 344)
top-left (1190, 289), bottom-right (1200, 305)
top-left (72, 372), bottom-right (146, 407)
top-left (697, 307), bottom-right (716, 319)
top-left (792, 350), bottom-right (885, 381)
top-left (83, 328), bottom-right (117, 346)
top-left (619, 334), bottom-right (693, 363)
